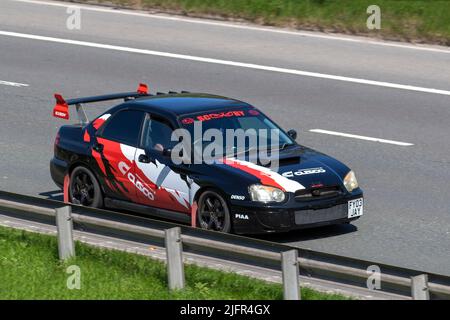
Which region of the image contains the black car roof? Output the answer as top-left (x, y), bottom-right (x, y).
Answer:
top-left (120, 93), bottom-right (253, 117)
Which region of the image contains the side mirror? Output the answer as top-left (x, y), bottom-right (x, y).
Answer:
top-left (287, 129), bottom-right (297, 141)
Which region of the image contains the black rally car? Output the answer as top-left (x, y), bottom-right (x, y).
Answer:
top-left (50, 84), bottom-right (363, 234)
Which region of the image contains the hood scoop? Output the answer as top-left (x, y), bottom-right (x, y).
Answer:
top-left (258, 156), bottom-right (300, 168)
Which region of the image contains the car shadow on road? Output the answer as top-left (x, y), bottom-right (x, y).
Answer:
top-left (39, 190), bottom-right (63, 202)
top-left (252, 223), bottom-right (358, 243)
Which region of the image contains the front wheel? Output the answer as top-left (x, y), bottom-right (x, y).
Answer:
top-left (197, 190), bottom-right (231, 233)
top-left (69, 166), bottom-right (103, 208)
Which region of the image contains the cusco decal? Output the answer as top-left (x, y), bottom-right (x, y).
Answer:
top-left (223, 158), bottom-right (304, 192)
top-left (282, 167), bottom-right (326, 178)
top-left (118, 161), bottom-right (156, 201)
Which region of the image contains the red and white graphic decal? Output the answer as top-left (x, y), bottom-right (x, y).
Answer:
top-left (92, 113), bottom-right (111, 130)
top-left (222, 158), bottom-right (304, 192)
top-left (83, 114), bottom-right (111, 143)
top-left (134, 149), bottom-right (198, 213)
top-left (92, 138), bottom-right (139, 202)
top-left (83, 130), bottom-right (91, 142)
top-left (90, 139), bottom-right (194, 214)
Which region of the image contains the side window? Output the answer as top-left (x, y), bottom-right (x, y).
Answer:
top-left (100, 110), bottom-right (145, 146)
top-left (143, 116), bottom-right (175, 151)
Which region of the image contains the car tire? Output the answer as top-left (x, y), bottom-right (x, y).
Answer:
top-left (197, 190), bottom-right (231, 233)
top-left (69, 166), bottom-right (103, 208)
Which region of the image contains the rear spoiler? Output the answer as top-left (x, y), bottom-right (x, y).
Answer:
top-left (52, 83), bottom-right (149, 124)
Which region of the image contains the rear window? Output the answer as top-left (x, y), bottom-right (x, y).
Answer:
top-left (100, 110), bottom-right (145, 146)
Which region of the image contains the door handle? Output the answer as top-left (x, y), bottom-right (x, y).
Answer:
top-left (138, 154), bottom-right (151, 163)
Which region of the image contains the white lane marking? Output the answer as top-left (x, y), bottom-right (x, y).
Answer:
top-left (309, 129), bottom-right (414, 146)
top-left (12, 0), bottom-right (450, 55)
top-left (1, 30), bottom-right (450, 97)
top-left (0, 80), bottom-right (29, 87)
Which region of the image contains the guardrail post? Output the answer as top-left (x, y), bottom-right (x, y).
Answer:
top-left (165, 227), bottom-right (185, 290)
top-left (411, 274), bottom-right (430, 300)
top-left (281, 250), bottom-right (301, 300)
top-left (55, 206), bottom-right (75, 260)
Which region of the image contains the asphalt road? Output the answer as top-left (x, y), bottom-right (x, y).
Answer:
top-left (1, 0), bottom-right (449, 275)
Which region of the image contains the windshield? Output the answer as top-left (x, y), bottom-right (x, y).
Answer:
top-left (179, 108), bottom-right (294, 159)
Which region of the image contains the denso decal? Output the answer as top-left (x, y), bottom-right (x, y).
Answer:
top-left (282, 167), bottom-right (326, 178)
top-left (119, 161), bottom-right (155, 201)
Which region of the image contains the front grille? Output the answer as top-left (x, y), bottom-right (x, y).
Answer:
top-left (295, 186), bottom-right (342, 202)
top-left (294, 203), bottom-right (347, 225)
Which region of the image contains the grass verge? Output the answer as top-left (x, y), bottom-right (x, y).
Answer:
top-left (66, 0), bottom-right (450, 45)
top-left (0, 225), bottom-right (348, 299)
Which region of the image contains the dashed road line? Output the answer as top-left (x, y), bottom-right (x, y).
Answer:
top-left (1, 31), bottom-right (450, 97)
top-left (0, 80), bottom-right (29, 87)
top-left (309, 129), bottom-right (414, 146)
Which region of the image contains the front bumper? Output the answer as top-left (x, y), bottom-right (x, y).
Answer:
top-left (231, 190), bottom-right (363, 234)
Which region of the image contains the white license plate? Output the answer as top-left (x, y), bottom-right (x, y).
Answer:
top-left (348, 198), bottom-right (363, 218)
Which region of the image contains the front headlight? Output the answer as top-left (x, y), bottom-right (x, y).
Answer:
top-left (343, 170), bottom-right (359, 192)
top-left (249, 185), bottom-right (286, 203)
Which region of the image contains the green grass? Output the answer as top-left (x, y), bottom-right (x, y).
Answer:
top-left (0, 225), bottom-right (347, 299)
top-left (70, 0), bottom-right (450, 45)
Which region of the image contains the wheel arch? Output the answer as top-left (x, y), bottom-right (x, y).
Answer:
top-left (193, 185), bottom-right (230, 206)
top-left (193, 185), bottom-right (234, 232)
top-left (67, 161), bottom-right (106, 195)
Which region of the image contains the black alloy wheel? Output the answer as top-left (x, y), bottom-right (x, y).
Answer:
top-left (197, 190), bottom-right (231, 233)
top-left (69, 166), bottom-right (103, 208)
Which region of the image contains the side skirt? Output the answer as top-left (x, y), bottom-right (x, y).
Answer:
top-left (104, 198), bottom-right (191, 224)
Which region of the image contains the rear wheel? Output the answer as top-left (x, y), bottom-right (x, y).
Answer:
top-left (69, 166), bottom-right (103, 208)
top-left (197, 190), bottom-right (231, 233)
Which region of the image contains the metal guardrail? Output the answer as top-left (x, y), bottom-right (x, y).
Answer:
top-left (0, 190), bottom-right (449, 300)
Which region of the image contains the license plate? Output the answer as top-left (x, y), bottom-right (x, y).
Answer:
top-left (348, 198), bottom-right (363, 218)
